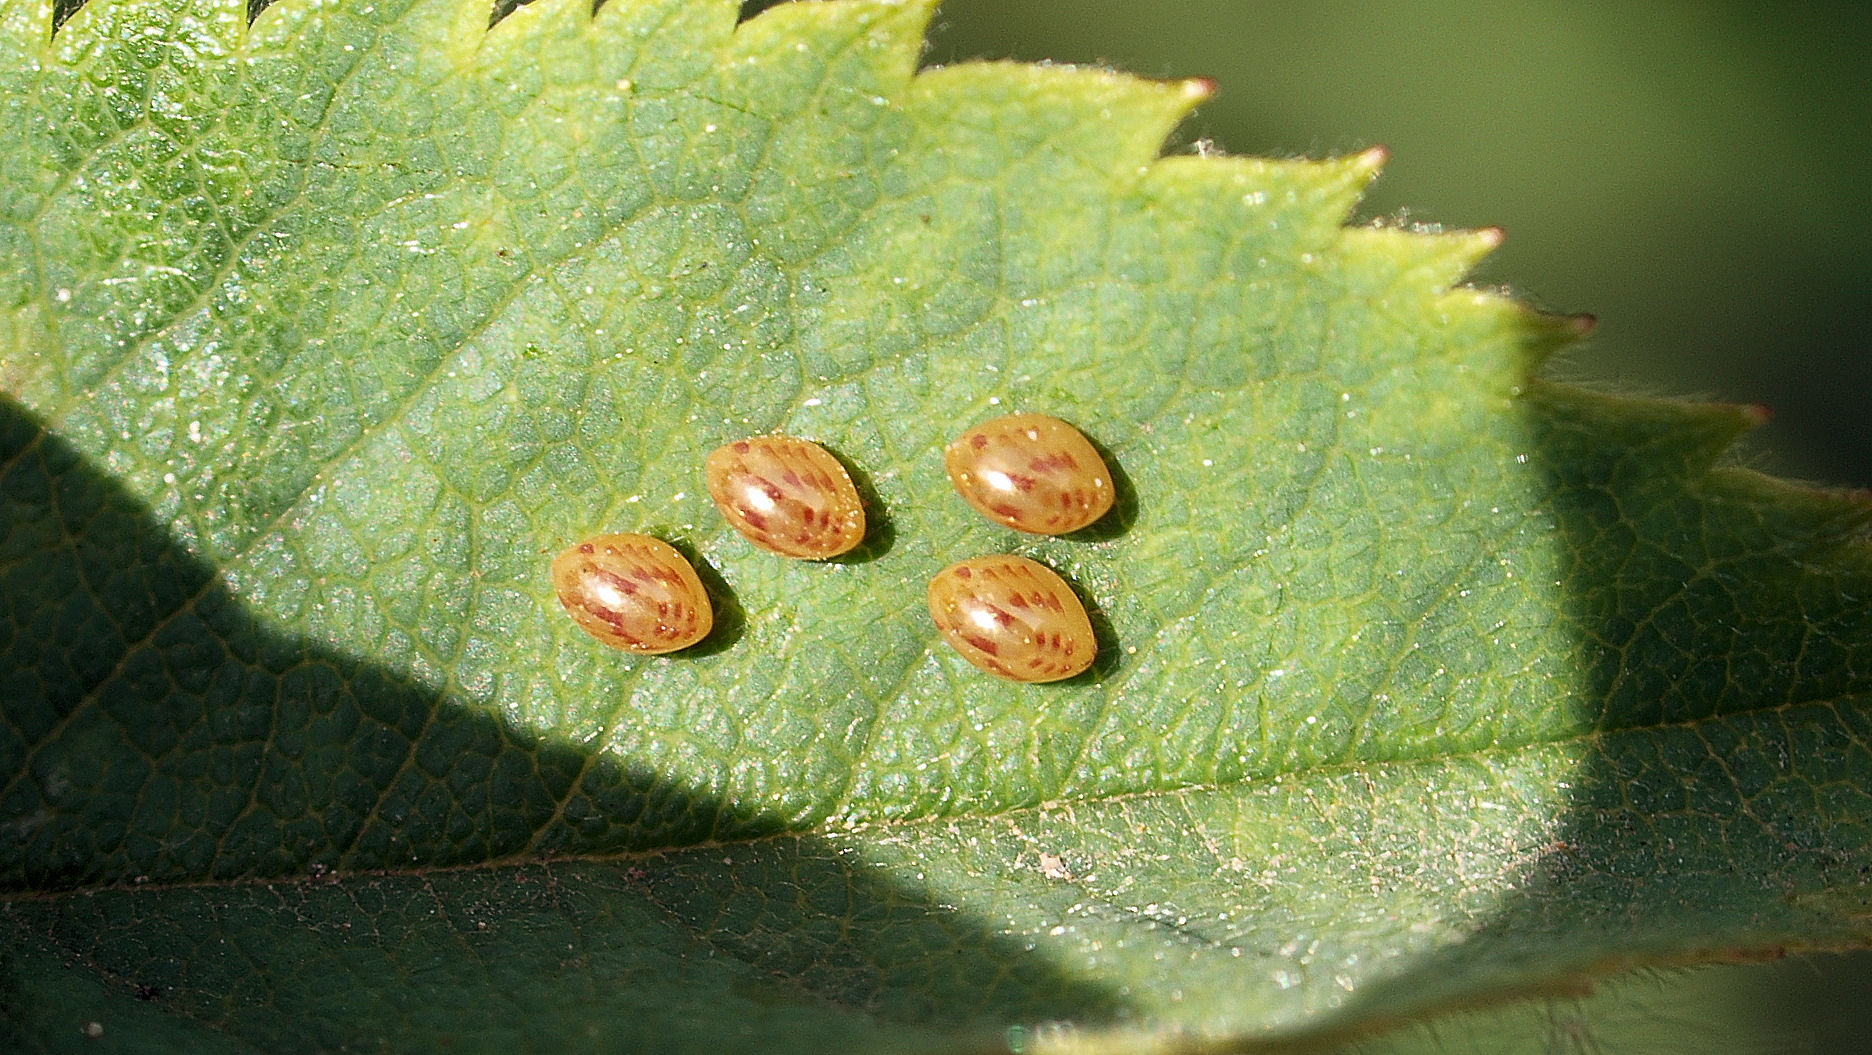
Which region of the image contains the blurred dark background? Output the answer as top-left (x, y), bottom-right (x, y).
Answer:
top-left (918, 0), bottom-right (1872, 492)
top-left (911, 2), bottom-right (1872, 1050)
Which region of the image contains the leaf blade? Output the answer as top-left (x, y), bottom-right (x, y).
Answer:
top-left (3, 0), bottom-right (1870, 1050)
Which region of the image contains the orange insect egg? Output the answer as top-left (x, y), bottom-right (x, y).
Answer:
top-left (943, 413), bottom-right (1113, 534)
top-left (704, 435), bottom-right (865, 559)
top-left (927, 555), bottom-right (1097, 683)
top-left (551, 533), bottom-right (713, 654)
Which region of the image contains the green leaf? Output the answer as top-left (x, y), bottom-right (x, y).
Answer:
top-left (2, 0), bottom-right (1868, 1050)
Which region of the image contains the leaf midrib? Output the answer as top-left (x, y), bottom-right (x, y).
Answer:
top-left (10, 693), bottom-right (1854, 903)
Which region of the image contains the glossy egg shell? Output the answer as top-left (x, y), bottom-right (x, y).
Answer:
top-left (943, 413), bottom-right (1114, 534)
top-left (704, 435), bottom-right (866, 559)
top-left (927, 555), bottom-right (1097, 682)
top-left (552, 533), bottom-right (713, 654)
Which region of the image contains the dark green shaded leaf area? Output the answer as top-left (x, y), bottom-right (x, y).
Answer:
top-left (1, 0), bottom-right (1868, 1050)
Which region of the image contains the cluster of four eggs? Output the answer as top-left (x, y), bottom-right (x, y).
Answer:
top-left (552, 413), bottom-right (1113, 682)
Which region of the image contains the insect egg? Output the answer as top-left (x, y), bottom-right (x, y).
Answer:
top-left (551, 533), bottom-right (713, 654)
top-left (927, 555), bottom-right (1097, 683)
top-left (704, 435), bottom-right (866, 559)
top-left (944, 413), bottom-right (1113, 534)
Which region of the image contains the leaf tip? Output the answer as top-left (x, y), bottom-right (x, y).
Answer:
top-left (1180, 75), bottom-right (1217, 103)
top-left (1506, 308), bottom-right (1595, 373)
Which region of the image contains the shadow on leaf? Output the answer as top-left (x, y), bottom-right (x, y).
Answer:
top-left (0, 397), bottom-right (1123, 1051)
top-left (1315, 381), bottom-right (1872, 1042)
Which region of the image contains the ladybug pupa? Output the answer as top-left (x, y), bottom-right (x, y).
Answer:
top-left (704, 435), bottom-right (866, 559)
top-left (927, 555), bottom-right (1097, 683)
top-left (944, 413), bottom-right (1114, 535)
top-left (552, 533), bottom-right (713, 654)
